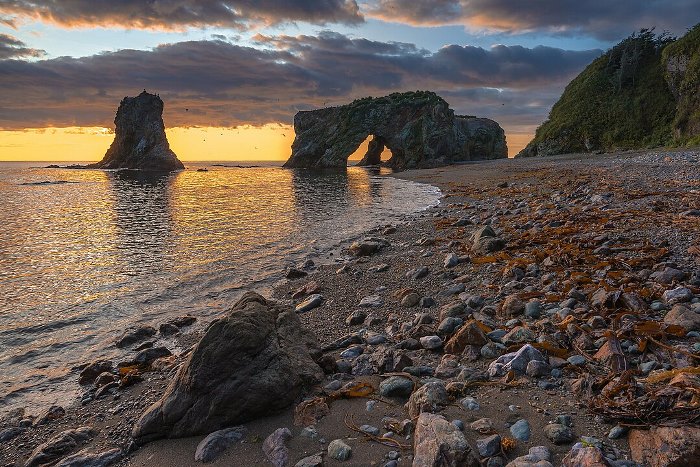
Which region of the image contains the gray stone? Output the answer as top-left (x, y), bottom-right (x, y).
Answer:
top-left (460, 397), bottom-right (480, 411)
top-left (401, 292), bottom-right (421, 307)
top-left (294, 453), bottom-right (323, 467)
top-left (420, 335), bottom-right (443, 350)
top-left (55, 448), bottom-right (122, 467)
top-left (664, 304), bottom-right (700, 331)
top-left (132, 346), bottom-right (172, 366)
top-left (328, 439), bottom-right (352, 461)
top-left (296, 294), bottom-right (324, 313)
top-left (663, 287), bottom-right (694, 305)
top-left (567, 355), bottom-right (586, 366)
top-left (407, 266), bottom-right (430, 280)
top-left (525, 300), bottom-right (542, 319)
top-left (488, 344), bottom-right (546, 377)
top-left (510, 419), bottom-right (531, 442)
top-left (477, 434), bottom-right (502, 458)
top-left (608, 426), bottom-right (628, 440)
top-left (263, 428), bottom-right (292, 467)
top-left (502, 326), bottom-right (535, 345)
top-left (115, 326), bottom-right (156, 348)
top-left (525, 360), bottom-right (551, 377)
top-left (194, 426), bottom-right (247, 462)
top-left (650, 267), bottom-right (686, 284)
top-left (132, 293), bottom-right (322, 443)
top-left (438, 317), bottom-right (463, 335)
top-left (25, 427), bottom-right (95, 467)
top-left (345, 310), bottom-right (366, 326)
top-left (444, 253), bottom-right (460, 268)
top-left (360, 425), bottom-right (380, 436)
top-left (0, 427), bottom-right (23, 442)
top-left (544, 423), bottom-right (574, 444)
top-left (407, 381), bottom-right (449, 418)
top-left (339, 345), bottom-right (364, 359)
top-left (78, 360), bottom-right (114, 385)
top-left (379, 376), bottom-right (414, 398)
top-left (359, 295), bottom-right (384, 308)
top-left (413, 412), bottom-right (480, 467)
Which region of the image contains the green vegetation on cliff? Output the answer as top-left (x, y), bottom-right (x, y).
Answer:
top-left (518, 25), bottom-right (700, 157)
top-left (663, 24), bottom-right (700, 145)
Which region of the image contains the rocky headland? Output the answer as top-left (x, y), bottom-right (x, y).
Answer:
top-left (517, 24), bottom-right (700, 158)
top-left (86, 91), bottom-right (184, 172)
top-left (2, 150), bottom-right (699, 467)
top-left (283, 91), bottom-right (507, 170)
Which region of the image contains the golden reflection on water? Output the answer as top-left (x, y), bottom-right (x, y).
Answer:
top-left (0, 162), bottom-right (440, 413)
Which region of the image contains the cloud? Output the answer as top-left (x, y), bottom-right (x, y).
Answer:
top-left (365, 0), bottom-right (700, 40)
top-left (0, 32), bottom-right (599, 131)
top-left (0, 0), bottom-right (363, 30)
top-left (0, 33), bottom-right (44, 59)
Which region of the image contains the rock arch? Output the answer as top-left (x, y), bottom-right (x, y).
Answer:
top-left (283, 91), bottom-right (507, 170)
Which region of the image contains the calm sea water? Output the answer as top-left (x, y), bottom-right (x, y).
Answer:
top-left (0, 161), bottom-right (440, 414)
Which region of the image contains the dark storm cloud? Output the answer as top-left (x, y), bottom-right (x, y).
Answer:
top-left (366, 0), bottom-right (700, 40)
top-left (0, 0), bottom-right (363, 30)
top-left (0, 33), bottom-right (599, 129)
top-left (0, 33), bottom-right (44, 59)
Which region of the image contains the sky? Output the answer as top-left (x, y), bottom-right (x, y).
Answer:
top-left (0, 1), bottom-right (698, 161)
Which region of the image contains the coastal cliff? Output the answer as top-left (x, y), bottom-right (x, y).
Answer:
top-left (88, 91), bottom-right (184, 171)
top-left (283, 91), bottom-right (507, 170)
top-left (517, 24), bottom-right (700, 158)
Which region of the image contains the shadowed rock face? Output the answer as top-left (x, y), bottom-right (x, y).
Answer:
top-left (88, 91), bottom-right (184, 171)
top-left (131, 292), bottom-right (322, 444)
top-left (283, 91), bottom-right (507, 170)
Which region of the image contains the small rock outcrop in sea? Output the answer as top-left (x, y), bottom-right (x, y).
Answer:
top-left (87, 91), bottom-right (184, 171)
top-left (131, 292), bottom-right (323, 443)
top-left (283, 91), bottom-right (507, 170)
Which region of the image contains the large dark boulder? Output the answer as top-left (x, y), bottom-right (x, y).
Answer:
top-left (283, 91), bottom-right (507, 170)
top-left (131, 292), bottom-right (322, 443)
top-left (87, 91), bottom-right (184, 171)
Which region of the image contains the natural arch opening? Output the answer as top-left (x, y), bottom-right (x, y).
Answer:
top-left (348, 134), bottom-right (392, 166)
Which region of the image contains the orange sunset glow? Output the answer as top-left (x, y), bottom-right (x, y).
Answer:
top-left (0, 125), bottom-right (530, 161)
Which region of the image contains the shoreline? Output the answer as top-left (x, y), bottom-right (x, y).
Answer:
top-left (2, 148), bottom-right (699, 466)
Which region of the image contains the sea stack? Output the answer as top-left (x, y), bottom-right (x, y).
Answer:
top-left (283, 91), bottom-right (507, 170)
top-left (89, 91), bottom-right (184, 171)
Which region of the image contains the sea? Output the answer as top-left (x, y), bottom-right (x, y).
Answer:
top-left (0, 161), bottom-right (441, 415)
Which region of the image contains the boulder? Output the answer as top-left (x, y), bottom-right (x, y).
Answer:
top-left (561, 444), bottom-right (609, 467)
top-left (629, 426), bottom-right (700, 467)
top-left (413, 412), bottom-right (480, 467)
top-left (283, 91), bottom-right (506, 170)
top-left (87, 91), bottom-right (183, 171)
top-left (131, 292), bottom-right (322, 443)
